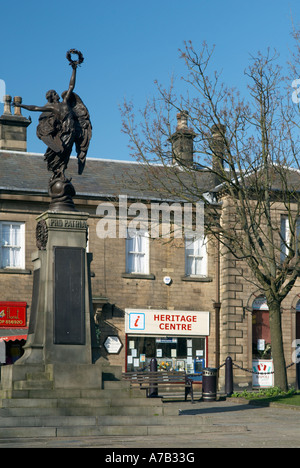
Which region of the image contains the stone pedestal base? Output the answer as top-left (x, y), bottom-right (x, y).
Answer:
top-left (0, 211), bottom-right (126, 398)
top-left (0, 362), bottom-right (123, 396)
top-left (18, 211), bottom-right (95, 366)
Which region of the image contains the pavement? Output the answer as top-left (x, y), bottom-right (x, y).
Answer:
top-left (0, 397), bottom-right (299, 449)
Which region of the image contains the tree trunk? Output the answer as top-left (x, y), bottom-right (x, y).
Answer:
top-left (267, 299), bottom-right (288, 391)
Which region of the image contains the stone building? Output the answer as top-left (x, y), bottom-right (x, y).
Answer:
top-left (0, 97), bottom-right (299, 390)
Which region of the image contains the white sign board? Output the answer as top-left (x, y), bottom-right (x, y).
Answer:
top-left (103, 336), bottom-right (123, 354)
top-left (125, 309), bottom-right (210, 336)
top-left (252, 359), bottom-right (274, 388)
top-left (257, 339), bottom-right (265, 351)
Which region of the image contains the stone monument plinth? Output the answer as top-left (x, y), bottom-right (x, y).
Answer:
top-left (1, 211), bottom-right (116, 393)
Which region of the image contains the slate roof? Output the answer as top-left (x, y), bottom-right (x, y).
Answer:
top-left (0, 150), bottom-right (216, 202)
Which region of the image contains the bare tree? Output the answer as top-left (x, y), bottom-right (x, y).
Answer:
top-left (121, 39), bottom-right (300, 391)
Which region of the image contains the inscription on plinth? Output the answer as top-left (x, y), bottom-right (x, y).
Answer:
top-left (48, 218), bottom-right (87, 229)
top-left (54, 246), bottom-right (86, 345)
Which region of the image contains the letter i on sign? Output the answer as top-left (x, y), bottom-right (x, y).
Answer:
top-left (134, 316), bottom-right (140, 327)
top-left (129, 313), bottom-right (145, 330)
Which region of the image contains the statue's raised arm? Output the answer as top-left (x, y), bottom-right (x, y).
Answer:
top-left (63, 50), bottom-right (80, 103)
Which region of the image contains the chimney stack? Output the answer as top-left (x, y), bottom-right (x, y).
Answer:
top-left (3, 95), bottom-right (12, 115)
top-left (170, 110), bottom-right (195, 167)
top-left (210, 123), bottom-right (226, 185)
top-left (0, 95), bottom-right (31, 151)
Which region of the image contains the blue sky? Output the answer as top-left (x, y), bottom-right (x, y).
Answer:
top-left (1, 0), bottom-right (300, 161)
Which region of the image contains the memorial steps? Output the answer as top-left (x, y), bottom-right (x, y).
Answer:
top-left (0, 368), bottom-right (247, 438)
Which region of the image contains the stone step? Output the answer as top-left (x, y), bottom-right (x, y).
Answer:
top-left (1, 387), bottom-right (145, 400)
top-left (103, 380), bottom-right (131, 390)
top-left (1, 398), bottom-right (59, 409)
top-left (0, 403), bottom-right (176, 417)
top-left (0, 427), bottom-right (57, 438)
top-left (25, 372), bottom-right (52, 381)
top-left (1, 397), bottom-right (165, 409)
top-left (0, 423), bottom-right (248, 438)
top-left (0, 414), bottom-right (208, 428)
top-left (0, 415), bottom-right (97, 428)
top-left (13, 380), bottom-right (54, 391)
top-left (57, 423), bottom-right (248, 437)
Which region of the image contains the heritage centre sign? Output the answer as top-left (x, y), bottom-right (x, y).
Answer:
top-left (125, 309), bottom-right (210, 336)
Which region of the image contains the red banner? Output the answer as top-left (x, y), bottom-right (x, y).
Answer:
top-left (0, 302), bottom-right (27, 328)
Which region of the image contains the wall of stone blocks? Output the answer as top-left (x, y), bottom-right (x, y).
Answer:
top-left (1, 194), bottom-right (299, 387)
top-left (218, 197), bottom-right (300, 389)
top-left (0, 198), bottom-right (218, 372)
top-left (87, 214), bottom-right (218, 370)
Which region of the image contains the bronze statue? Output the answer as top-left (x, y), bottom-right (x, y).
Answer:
top-left (15, 50), bottom-right (92, 211)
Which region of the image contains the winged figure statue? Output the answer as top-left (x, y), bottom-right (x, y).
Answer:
top-left (16, 50), bottom-right (92, 180)
top-left (14, 50), bottom-right (92, 211)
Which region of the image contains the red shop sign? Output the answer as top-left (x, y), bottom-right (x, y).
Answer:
top-left (0, 302), bottom-right (27, 328)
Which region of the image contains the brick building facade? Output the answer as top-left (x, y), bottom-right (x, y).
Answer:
top-left (0, 98), bottom-right (299, 390)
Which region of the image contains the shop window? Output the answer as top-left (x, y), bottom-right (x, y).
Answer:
top-left (185, 235), bottom-right (207, 277)
top-left (252, 308), bottom-right (271, 359)
top-left (280, 215), bottom-right (300, 262)
top-left (126, 336), bottom-right (206, 374)
top-left (126, 230), bottom-right (149, 274)
top-left (0, 222), bottom-right (25, 269)
top-left (280, 216), bottom-right (289, 262)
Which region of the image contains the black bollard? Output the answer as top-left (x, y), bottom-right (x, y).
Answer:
top-left (149, 358), bottom-right (158, 397)
top-left (225, 356), bottom-right (233, 396)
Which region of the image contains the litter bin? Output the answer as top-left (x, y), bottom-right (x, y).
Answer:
top-left (202, 368), bottom-right (217, 401)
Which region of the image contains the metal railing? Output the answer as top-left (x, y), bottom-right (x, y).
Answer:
top-left (222, 356), bottom-right (298, 394)
top-left (130, 356), bottom-right (298, 392)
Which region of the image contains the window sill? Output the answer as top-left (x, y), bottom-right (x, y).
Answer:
top-left (181, 275), bottom-right (213, 282)
top-left (0, 268), bottom-right (32, 275)
top-left (122, 273), bottom-right (156, 280)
